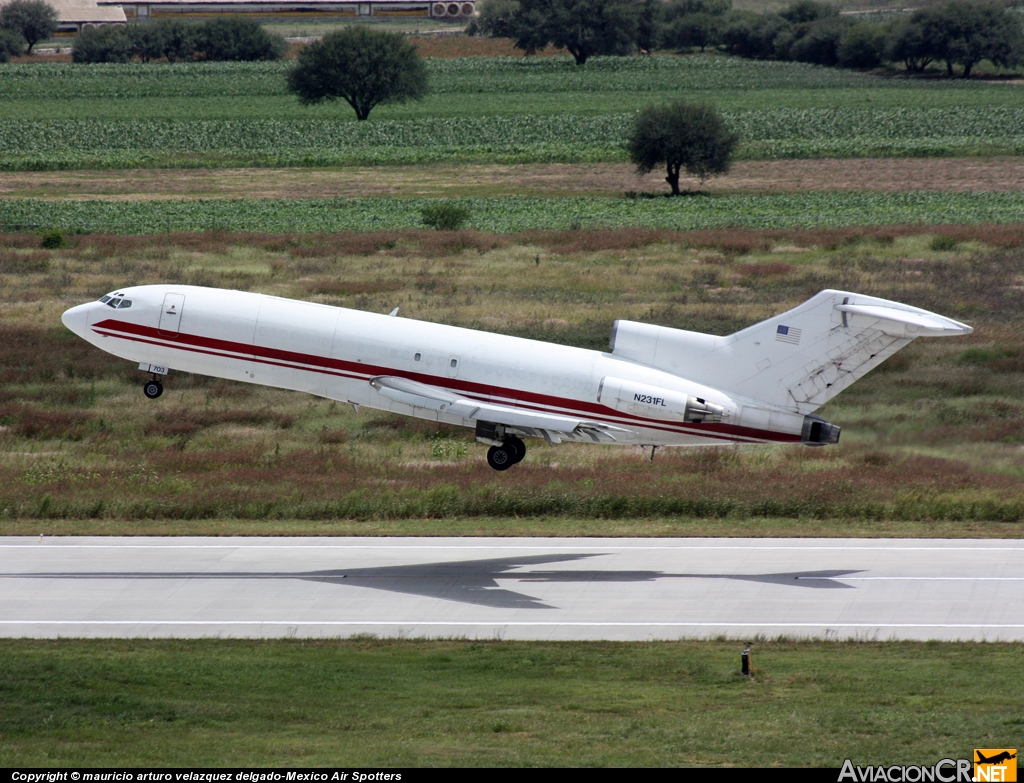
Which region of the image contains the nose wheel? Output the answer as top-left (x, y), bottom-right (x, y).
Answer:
top-left (486, 436), bottom-right (526, 471)
top-left (143, 379), bottom-right (164, 399)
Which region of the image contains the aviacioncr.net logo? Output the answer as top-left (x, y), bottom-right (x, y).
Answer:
top-left (838, 759), bottom-right (973, 782)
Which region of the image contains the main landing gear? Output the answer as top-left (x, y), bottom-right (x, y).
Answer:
top-left (143, 379), bottom-right (164, 399)
top-left (486, 436), bottom-right (526, 471)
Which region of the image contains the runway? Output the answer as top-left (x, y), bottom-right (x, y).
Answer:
top-left (1, 537), bottom-right (1023, 641)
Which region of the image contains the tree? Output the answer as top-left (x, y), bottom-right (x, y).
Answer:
top-left (129, 21), bottom-right (167, 62)
top-left (495, 0), bottom-right (645, 65)
top-left (156, 18), bottom-right (197, 62)
top-left (787, 18), bottom-right (847, 65)
top-left (721, 11), bottom-right (789, 59)
top-left (627, 102), bottom-right (738, 196)
top-left (287, 27), bottom-right (427, 121)
top-left (922, 1), bottom-right (1024, 78)
top-left (837, 23), bottom-right (886, 69)
top-left (778, 0), bottom-right (836, 25)
top-left (0, 0), bottom-right (58, 54)
top-left (886, 15), bottom-right (934, 73)
top-left (658, 0), bottom-right (731, 52)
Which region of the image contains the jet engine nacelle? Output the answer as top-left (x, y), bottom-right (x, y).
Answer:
top-left (598, 376), bottom-right (735, 423)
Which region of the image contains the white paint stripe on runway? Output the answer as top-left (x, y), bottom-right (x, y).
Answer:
top-left (3, 621), bottom-right (1024, 629)
top-left (4, 544), bottom-right (1024, 551)
top-left (798, 576), bottom-right (1024, 581)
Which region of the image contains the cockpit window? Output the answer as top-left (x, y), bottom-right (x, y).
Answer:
top-left (102, 292), bottom-right (125, 308)
top-left (100, 296), bottom-right (112, 303)
top-left (117, 300), bottom-right (131, 308)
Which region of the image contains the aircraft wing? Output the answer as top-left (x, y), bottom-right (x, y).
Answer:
top-left (370, 375), bottom-right (631, 443)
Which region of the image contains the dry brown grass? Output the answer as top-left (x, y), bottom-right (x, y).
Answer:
top-left (6, 159), bottom-right (1024, 201)
top-left (2, 228), bottom-right (1023, 531)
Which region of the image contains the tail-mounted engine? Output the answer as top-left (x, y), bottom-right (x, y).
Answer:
top-left (802, 414), bottom-right (841, 446)
top-left (598, 376), bottom-right (735, 424)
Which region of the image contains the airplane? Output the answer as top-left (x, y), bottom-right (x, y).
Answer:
top-left (61, 285), bottom-right (972, 470)
top-left (976, 752), bottom-right (1016, 765)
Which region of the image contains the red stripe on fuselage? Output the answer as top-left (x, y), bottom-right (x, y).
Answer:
top-left (92, 318), bottom-right (801, 444)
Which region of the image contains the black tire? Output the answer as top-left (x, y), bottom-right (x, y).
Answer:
top-left (143, 380), bottom-right (163, 399)
top-left (505, 436), bottom-right (526, 464)
top-left (486, 444), bottom-right (514, 471)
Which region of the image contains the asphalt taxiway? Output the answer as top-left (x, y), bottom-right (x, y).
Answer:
top-left (1, 537), bottom-right (1022, 641)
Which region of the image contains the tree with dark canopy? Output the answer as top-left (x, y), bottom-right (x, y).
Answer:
top-left (628, 102), bottom-right (738, 196)
top-left (0, 0), bottom-right (57, 54)
top-left (195, 17), bottom-right (286, 61)
top-left (488, 0), bottom-right (646, 65)
top-left (921, 1), bottom-right (1023, 78)
top-left (286, 27), bottom-right (428, 121)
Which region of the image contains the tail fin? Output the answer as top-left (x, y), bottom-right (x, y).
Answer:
top-left (610, 290), bottom-right (972, 413)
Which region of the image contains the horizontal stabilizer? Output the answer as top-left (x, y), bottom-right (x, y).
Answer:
top-left (834, 303), bottom-right (971, 336)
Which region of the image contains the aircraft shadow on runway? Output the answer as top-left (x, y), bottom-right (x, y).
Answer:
top-left (5, 553), bottom-right (862, 609)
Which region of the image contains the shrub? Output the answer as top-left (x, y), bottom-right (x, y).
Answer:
top-left (930, 235), bottom-right (959, 251)
top-left (72, 24), bottom-right (132, 63)
top-left (420, 202), bottom-right (471, 231)
top-left (194, 17), bottom-right (286, 61)
top-left (0, 26), bottom-right (25, 60)
top-left (40, 228), bottom-right (64, 248)
top-left (471, 0), bottom-right (521, 38)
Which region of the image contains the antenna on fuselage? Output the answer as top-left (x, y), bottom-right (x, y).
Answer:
top-left (388, 307), bottom-right (400, 317)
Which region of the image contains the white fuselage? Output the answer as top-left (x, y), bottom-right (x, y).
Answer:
top-left (61, 285), bottom-right (804, 447)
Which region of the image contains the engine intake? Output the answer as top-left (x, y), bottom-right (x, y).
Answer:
top-left (598, 376), bottom-right (734, 423)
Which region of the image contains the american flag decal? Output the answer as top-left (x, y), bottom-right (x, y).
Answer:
top-left (776, 324), bottom-right (802, 345)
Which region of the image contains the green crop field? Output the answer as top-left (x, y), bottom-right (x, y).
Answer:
top-left (4, 191), bottom-right (1024, 234)
top-left (1, 56), bottom-right (1023, 169)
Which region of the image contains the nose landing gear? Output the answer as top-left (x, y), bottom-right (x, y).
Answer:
top-left (143, 379), bottom-right (164, 399)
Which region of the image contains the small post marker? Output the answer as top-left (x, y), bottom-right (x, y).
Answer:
top-left (741, 643), bottom-right (751, 677)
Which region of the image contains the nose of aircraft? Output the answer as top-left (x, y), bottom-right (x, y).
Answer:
top-left (61, 303), bottom-right (92, 338)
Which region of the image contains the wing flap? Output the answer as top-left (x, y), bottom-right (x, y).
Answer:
top-left (370, 376), bottom-right (631, 442)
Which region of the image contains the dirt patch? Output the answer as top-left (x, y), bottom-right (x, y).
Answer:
top-left (2, 158), bottom-right (1023, 201)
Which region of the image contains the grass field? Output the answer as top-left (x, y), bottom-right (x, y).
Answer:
top-left (1, 638), bottom-right (1021, 766)
top-left (2, 226), bottom-right (1022, 534)
top-left (1, 55), bottom-right (1022, 170)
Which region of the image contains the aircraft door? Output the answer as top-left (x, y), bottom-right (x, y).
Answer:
top-left (446, 355), bottom-right (460, 378)
top-left (158, 293), bottom-right (185, 337)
